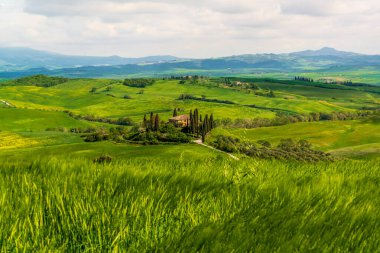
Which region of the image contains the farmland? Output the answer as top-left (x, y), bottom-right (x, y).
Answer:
top-left (0, 75), bottom-right (380, 251)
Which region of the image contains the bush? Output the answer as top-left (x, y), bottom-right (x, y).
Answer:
top-left (93, 155), bottom-right (113, 164)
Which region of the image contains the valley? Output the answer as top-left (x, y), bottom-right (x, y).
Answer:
top-left (0, 74), bottom-right (379, 251)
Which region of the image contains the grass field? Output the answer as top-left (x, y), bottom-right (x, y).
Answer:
top-left (0, 158), bottom-right (379, 251)
top-left (1, 75), bottom-right (380, 251)
top-left (237, 67), bottom-right (380, 86)
top-left (2, 78), bottom-right (379, 122)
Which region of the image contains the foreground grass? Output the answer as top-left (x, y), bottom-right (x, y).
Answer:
top-left (0, 158), bottom-right (379, 252)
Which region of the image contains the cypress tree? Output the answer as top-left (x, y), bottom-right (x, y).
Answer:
top-left (204, 114), bottom-right (209, 133)
top-left (194, 109), bottom-right (199, 137)
top-left (173, 108), bottom-right (178, 117)
top-left (200, 114), bottom-right (203, 122)
top-left (201, 121), bottom-right (206, 143)
top-left (149, 112), bottom-right (154, 131)
top-left (189, 110), bottom-right (193, 134)
top-left (210, 114), bottom-right (214, 130)
top-left (143, 114), bottom-right (147, 129)
top-left (154, 114), bottom-right (160, 131)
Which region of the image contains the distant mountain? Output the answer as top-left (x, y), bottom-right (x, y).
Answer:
top-left (0, 47), bottom-right (181, 71)
top-left (290, 47), bottom-right (360, 57)
top-left (1, 47), bottom-right (380, 79)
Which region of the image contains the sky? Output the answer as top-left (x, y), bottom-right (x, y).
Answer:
top-left (0, 0), bottom-right (379, 58)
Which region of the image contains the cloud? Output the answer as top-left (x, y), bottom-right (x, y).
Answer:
top-left (280, 0), bottom-right (377, 16)
top-left (0, 0), bottom-right (379, 57)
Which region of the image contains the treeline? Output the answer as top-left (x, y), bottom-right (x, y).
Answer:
top-left (166, 75), bottom-right (207, 80)
top-left (217, 110), bottom-right (380, 129)
top-left (69, 124), bottom-right (191, 144)
top-left (295, 76), bottom-right (314, 82)
top-left (212, 135), bottom-right (333, 162)
top-left (123, 78), bottom-right (155, 88)
top-left (221, 78), bottom-right (260, 90)
top-left (178, 94), bottom-right (235, 104)
top-left (65, 111), bottom-right (136, 126)
top-left (1, 75), bottom-right (69, 87)
top-left (128, 124), bottom-right (191, 144)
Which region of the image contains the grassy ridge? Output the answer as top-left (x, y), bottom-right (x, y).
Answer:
top-left (0, 158), bottom-right (378, 251)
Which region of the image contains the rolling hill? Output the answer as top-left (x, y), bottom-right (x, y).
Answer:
top-left (1, 47), bottom-right (380, 85)
top-left (0, 47), bottom-right (180, 71)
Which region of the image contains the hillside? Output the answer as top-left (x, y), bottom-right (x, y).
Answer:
top-left (2, 47), bottom-right (380, 85)
top-left (1, 75), bottom-right (379, 251)
top-left (0, 47), bottom-right (180, 71)
top-left (1, 75), bottom-right (379, 159)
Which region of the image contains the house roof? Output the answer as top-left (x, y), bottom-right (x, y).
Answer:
top-left (169, 114), bottom-right (189, 121)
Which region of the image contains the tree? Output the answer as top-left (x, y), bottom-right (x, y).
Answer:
top-left (210, 114), bottom-right (214, 130)
top-left (201, 121), bottom-right (206, 143)
top-left (204, 114), bottom-right (209, 133)
top-left (173, 108), bottom-right (178, 117)
top-left (154, 114), bottom-right (160, 131)
top-left (149, 112), bottom-right (154, 131)
top-left (189, 110), bottom-right (194, 134)
top-left (143, 114), bottom-right (147, 128)
top-left (194, 109), bottom-right (199, 136)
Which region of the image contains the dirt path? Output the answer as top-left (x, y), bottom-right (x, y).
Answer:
top-left (0, 100), bottom-right (14, 107)
top-left (193, 139), bottom-right (239, 160)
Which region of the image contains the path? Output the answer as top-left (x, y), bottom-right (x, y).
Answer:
top-left (193, 139), bottom-right (239, 160)
top-left (0, 100), bottom-right (14, 107)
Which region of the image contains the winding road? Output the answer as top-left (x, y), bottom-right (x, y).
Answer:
top-left (193, 139), bottom-right (239, 160)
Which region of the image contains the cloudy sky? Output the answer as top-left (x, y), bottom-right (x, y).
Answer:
top-left (0, 0), bottom-right (379, 57)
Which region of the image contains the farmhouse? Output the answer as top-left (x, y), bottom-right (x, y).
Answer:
top-left (169, 115), bottom-right (189, 127)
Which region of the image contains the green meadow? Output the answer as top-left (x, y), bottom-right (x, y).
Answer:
top-left (238, 67), bottom-right (380, 86)
top-left (0, 76), bottom-right (380, 251)
top-left (0, 158), bottom-right (379, 252)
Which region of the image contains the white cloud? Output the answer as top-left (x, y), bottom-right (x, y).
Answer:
top-left (0, 0), bottom-right (379, 57)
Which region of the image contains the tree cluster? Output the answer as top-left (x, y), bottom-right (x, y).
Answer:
top-left (178, 94), bottom-right (235, 104)
top-left (2, 75), bottom-right (69, 87)
top-left (295, 76), bottom-right (314, 82)
top-left (212, 135), bottom-right (333, 162)
top-left (187, 109), bottom-right (215, 142)
top-left (142, 112), bottom-right (160, 132)
top-left (217, 110), bottom-right (379, 129)
top-left (221, 78), bottom-right (259, 90)
top-left (65, 111), bottom-right (135, 126)
top-left (123, 78), bottom-right (155, 88)
top-left (167, 75), bottom-right (207, 80)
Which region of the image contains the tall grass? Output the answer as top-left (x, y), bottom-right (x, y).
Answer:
top-left (0, 158), bottom-right (379, 252)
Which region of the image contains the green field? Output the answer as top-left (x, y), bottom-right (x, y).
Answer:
top-left (1, 76), bottom-right (380, 251)
top-left (210, 118), bottom-right (380, 160)
top-left (0, 158), bottom-right (379, 251)
top-left (237, 67), bottom-right (380, 86)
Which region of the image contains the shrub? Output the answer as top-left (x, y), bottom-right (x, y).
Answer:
top-left (93, 155), bottom-right (113, 164)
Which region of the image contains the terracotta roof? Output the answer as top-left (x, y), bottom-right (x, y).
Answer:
top-left (169, 114), bottom-right (189, 121)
